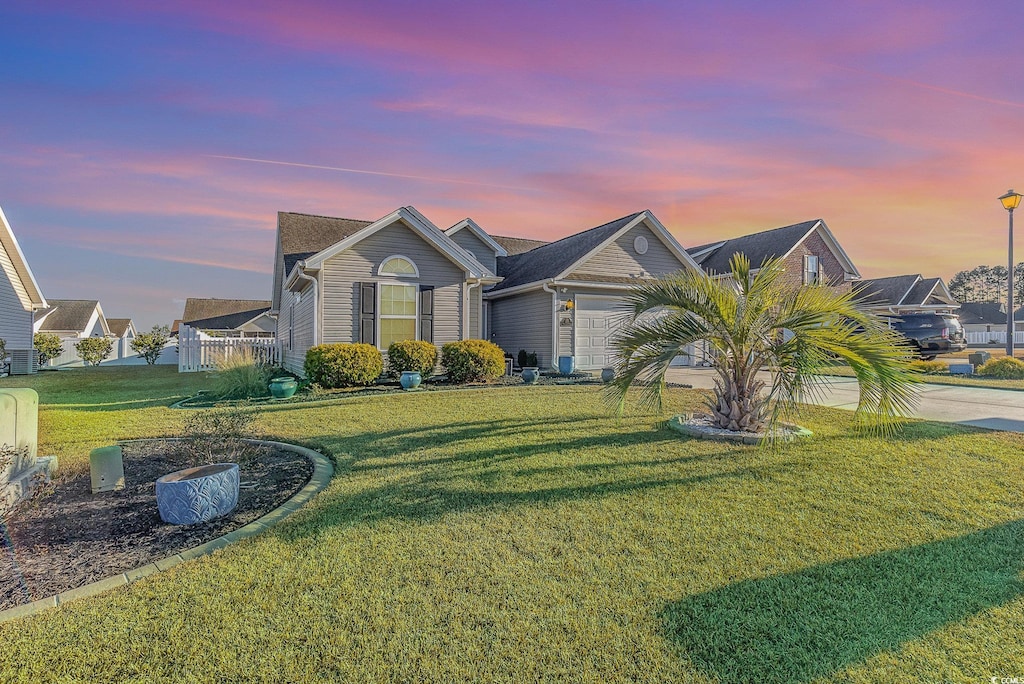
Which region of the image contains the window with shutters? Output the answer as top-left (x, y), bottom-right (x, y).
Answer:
top-left (803, 254), bottom-right (819, 285)
top-left (379, 284), bottom-right (417, 349)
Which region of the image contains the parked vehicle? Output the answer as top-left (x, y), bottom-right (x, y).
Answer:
top-left (888, 313), bottom-right (967, 360)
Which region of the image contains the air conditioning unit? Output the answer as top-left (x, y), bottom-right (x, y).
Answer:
top-left (8, 349), bottom-right (38, 375)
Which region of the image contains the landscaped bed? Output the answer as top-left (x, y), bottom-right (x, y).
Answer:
top-left (1, 366), bottom-right (1022, 682)
top-left (1, 439), bottom-right (312, 609)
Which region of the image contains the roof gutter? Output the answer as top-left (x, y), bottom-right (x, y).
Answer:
top-left (289, 261), bottom-right (319, 346)
top-left (541, 281), bottom-right (558, 371)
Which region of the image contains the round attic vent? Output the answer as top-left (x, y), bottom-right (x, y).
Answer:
top-left (633, 235), bottom-right (649, 255)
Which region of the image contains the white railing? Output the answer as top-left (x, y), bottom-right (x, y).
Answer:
top-left (965, 331), bottom-right (1024, 345)
top-left (178, 324), bottom-right (279, 372)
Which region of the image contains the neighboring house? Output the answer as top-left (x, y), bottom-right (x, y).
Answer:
top-left (958, 301), bottom-right (1006, 337)
top-left (181, 298), bottom-right (275, 338)
top-left (686, 218), bottom-right (861, 291)
top-left (34, 299), bottom-right (110, 338)
top-left (852, 275), bottom-right (959, 316)
top-left (106, 318), bottom-right (137, 359)
top-left (485, 210), bottom-right (702, 370)
top-left (272, 207), bottom-right (500, 375)
top-left (0, 205), bottom-right (48, 374)
top-left (169, 319), bottom-right (182, 337)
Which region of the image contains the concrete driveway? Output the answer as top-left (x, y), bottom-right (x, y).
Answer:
top-left (665, 367), bottom-right (1024, 433)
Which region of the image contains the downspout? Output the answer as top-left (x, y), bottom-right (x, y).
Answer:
top-left (465, 280), bottom-right (481, 338)
top-left (541, 281), bottom-right (558, 371)
top-left (293, 263), bottom-right (318, 346)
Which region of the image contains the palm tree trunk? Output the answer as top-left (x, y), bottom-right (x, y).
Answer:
top-left (708, 363), bottom-right (766, 432)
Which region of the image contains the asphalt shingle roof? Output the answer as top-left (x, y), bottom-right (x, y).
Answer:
top-left (852, 275), bottom-right (922, 307)
top-left (35, 300), bottom-right (100, 334)
top-left (491, 235), bottom-right (550, 255)
top-left (278, 212), bottom-right (373, 276)
top-left (686, 220), bottom-right (820, 274)
top-left (183, 298), bottom-right (272, 331)
top-left (958, 301), bottom-right (1005, 325)
top-left (106, 318), bottom-right (133, 337)
top-left (490, 213), bottom-right (642, 292)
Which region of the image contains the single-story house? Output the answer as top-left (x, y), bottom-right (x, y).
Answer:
top-left (34, 299), bottom-right (110, 338)
top-left (851, 274), bottom-right (959, 316)
top-left (181, 298), bottom-right (275, 338)
top-left (686, 218), bottom-right (861, 292)
top-left (958, 301), bottom-right (1006, 337)
top-left (0, 205), bottom-right (48, 374)
top-left (106, 318), bottom-right (137, 358)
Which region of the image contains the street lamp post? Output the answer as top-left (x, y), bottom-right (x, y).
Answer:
top-left (1000, 189), bottom-right (1023, 357)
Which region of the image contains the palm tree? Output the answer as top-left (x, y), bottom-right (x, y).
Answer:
top-left (606, 254), bottom-right (917, 436)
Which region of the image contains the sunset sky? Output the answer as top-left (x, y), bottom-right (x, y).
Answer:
top-left (2, 1), bottom-right (1022, 328)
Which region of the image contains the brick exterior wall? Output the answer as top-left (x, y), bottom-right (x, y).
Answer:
top-left (777, 230), bottom-right (852, 294)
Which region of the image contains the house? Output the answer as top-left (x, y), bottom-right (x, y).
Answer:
top-left (272, 207), bottom-right (500, 375)
top-left (957, 301), bottom-right (1006, 338)
top-left (34, 299), bottom-right (110, 338)
top-left (485, 211), bottom-right (702, 370)
top-left (106, 318), bottom-right (137, 359)
top-left (686, 218), bottom-right (861, 291)
top-left (0, 205), bottom-right (48, 374)
top-left (181, 298), bottom-right (275, 338)
top-left (852, 275), bottom-right (959, 316)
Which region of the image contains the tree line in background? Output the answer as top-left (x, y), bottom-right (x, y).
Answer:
top-left (948, 263), bottom-right (1024, 304)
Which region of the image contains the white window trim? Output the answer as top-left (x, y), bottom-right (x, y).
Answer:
top-left (804, 254), bottom-right (819, 285)
top-left (377, 254), bottom-right (419, 278)
top-left (377, 281), bottom-right (419, 351)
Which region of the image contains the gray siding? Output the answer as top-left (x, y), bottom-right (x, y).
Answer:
top-left (280, 285), bottom-right (316, 375)
top-left (489, 288), bottom-right (553, 368)
top-left (321, 221), bottom-right (465, 349)
top-left (468, 285), bottom-right (482, 339)
top-left (0, 243), bottom-right (33, 348)
top-left (577, 223), bottom-right (685, 278)
top-left (450, 229), bottom-right (497, 273)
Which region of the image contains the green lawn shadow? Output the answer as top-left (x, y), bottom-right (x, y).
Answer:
top-left (661, 519), bottom-right (1024, 682)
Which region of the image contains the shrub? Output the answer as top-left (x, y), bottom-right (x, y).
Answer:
top-left (211, 349), bottom-right (271, 399)
top-left (304, 343), bottom-right (383, 388)
top-left (908, 359), bottom-right (947, 374)
top-left (33, 333), bottom-right (63, 366)
top-left (387, 340), bottom-right (438, 377)
top-left (977, 356), bottom-right (1024, 379)
top-left (74, 337), bottom-right (114, 366)
top-left (517, 349), bottom-right (538, 368)
top-left (129, 325), bottom-right (171, 364)
top-left (180, 406), bottom-right (260, 467)
top-left (441, 339), bottom-right (505, 384)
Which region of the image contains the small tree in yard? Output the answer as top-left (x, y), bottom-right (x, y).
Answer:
top-left (75, 337), bottom-right (114, 366)
top-left (33, 333), bottom-right (63, 366)
top-left (130, 325), bottom-right (171, 364)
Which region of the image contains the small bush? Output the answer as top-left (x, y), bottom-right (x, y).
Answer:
top-left (908, 359), bottom-right (947, 374)
top-left (180, 406), bottom-right (260, 467)
top-left (305, 343), bottom-right (383, 388)
top-left (442, 339), bottom-right (506, 384)
top-left (211, 350), bottom-right (271, 399)
top-left (130, 325), bottom-right (171, 364)
top-left (977, 356), bottom-right (1024, 379)
top-left (33, 333), bottom-right (63, 366)
top-left (517, 349), bottom-right (538, 368)
top-left (388, 340), bottom-right (438, 378)
top-left (74, 337), bottom-right (114, 366)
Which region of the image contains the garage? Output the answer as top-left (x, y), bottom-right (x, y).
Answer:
top-left (573, 295), bottom-right (696, 371)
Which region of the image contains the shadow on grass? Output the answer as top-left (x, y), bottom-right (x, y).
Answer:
top-left (661, 519), bottom-right (1024, 682)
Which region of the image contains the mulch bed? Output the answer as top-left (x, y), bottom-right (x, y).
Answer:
top-left (0, 440), bottom-right (313, 610)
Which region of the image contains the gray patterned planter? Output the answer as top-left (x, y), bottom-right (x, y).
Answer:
top-left (155, 463), bottom-right (239, 525)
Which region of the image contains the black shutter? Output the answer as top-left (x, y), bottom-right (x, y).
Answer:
top-left (419, 286), bottom-right (434, 343)
top-left (360, 282), bottom-right (376, 345)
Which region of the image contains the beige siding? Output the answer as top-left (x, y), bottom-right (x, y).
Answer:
top-left (576, 223), bottom-right (686, 279)
top-left (489, 289), bottom-right (553, 368)
top-left (0, 243), bottom-right (33, 349)
top-left (321, 221), bottom-right (466, 349)
top-left (449, 229), bottom-right (497, 273)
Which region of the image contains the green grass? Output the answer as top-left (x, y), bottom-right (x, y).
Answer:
top-left (2, 366), bottom-right (1024, 682)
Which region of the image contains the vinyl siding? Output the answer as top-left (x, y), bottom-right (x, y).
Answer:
top-left (449, 229), bottom-right (497, 273)
top-left (576, 223), bottom-right (686, 279)
top-left (0, 244), bottom-right (33, 348)
top-left (321, 221), bottom-right (465, 349)
top-left (468, 285), bottom-right (482, 339)
top-left (280, 285), bottom-right (315, 375)
top-left (489, 288), bottom-right (553, 368)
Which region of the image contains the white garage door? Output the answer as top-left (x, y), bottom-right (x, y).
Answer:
top-left (574, 295), bottom-right (694, 371)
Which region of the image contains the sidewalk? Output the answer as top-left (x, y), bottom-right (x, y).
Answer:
top-left (665, 367), bottom-right (1024, 433)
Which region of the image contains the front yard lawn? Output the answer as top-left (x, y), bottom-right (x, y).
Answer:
top-left (2, 367), bottom-right (1023, 681)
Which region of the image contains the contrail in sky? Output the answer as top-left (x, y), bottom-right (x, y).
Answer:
top-left (204, 154), bottom-right (534, 191)
top-left (829, 64), bottom-right (1024, 109)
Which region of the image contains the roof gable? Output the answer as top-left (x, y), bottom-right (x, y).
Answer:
top-left (183, 298), bottom-right (272, 331)
top-left (35, 299), bottom-right (105, 334)
top-left (106, 318), bottom-right (136, 337)
top-left (0, 205), bottom-right (46, 310)
top-left (445, 218), bottom-right (508, 257)
top-left (852, 274), bottom-right (922, 307)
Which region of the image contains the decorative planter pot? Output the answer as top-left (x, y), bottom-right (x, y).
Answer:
top-left (557, 356), bottom-right (575, 376)
top-left (268, 376), bottom-right (298, 399)
top-left (400, 371), bottom-right (422, 390)
top-left (521, 367), bottom-right (539, 384)
top-left (601, 367), bottom-right (615, 383)
top-left (155, 463), bottom-right (239, 525)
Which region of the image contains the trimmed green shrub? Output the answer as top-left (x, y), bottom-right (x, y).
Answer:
top-left (305, 343), bottom-right (383, 388)
top-left (387, 340), bottom-right (438, 378)
top-left (977, 356), bottom-right (1024, 379)
top-left (517, 349), bottom-right (538, 368)
top-left (441, 339), bottom-right (505, 384)
top-left (211, 349), bottom-right (271, 399)
top-left (908, 359), bottom-right (947, 374)
top-left (74, 337), bottom-right (114, 366)
top-left (130, 324), bottom-right (171, 364)
top-left (34, 332), bottom-right (63, 366)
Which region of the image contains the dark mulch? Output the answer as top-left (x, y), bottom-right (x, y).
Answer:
top-left (0, 440), bottom-right (313, 610)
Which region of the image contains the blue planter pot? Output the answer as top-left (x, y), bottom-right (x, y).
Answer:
top-left (558, 356), bottom-right (575, 375)
top-left (400, 371), bottom-right (422, 390)
top-left (156, 463), bottom-right (239, 525)
top-left (269, 377), bottom-right (297, 399)
top-left (521, 367), bottom-right (539, 384)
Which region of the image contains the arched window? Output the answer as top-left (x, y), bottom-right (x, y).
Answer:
top-left (378, 256), bottom-right (418, 277)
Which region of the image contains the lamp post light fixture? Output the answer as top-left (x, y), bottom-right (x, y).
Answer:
top-left (999, 189), bottom-right (1023, 357)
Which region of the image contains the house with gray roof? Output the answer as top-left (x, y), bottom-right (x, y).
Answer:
top-left (957, 301), bottom-right (1007, 339)
top-left (852, 274), bottom-right (959, 316)
top-left (34, 299), bottom-right (110, 339)
top-left (182, 298), bottom-right (274, 338)
top-left (0, 205), bottom-right (47, 374)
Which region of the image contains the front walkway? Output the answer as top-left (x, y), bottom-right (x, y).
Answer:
top-left (665, 368), bottom-right (1024, 433)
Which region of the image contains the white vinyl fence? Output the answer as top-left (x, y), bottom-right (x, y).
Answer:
top-left (45, 337), bottom-right (178, 368)
top-left (178, 324), bottom-right (279, 373)
top-left (965, 331), bottom-right (1024, 346)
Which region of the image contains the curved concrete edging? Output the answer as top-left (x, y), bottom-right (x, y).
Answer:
top-left (0, 439), bottom-right (333, 624)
